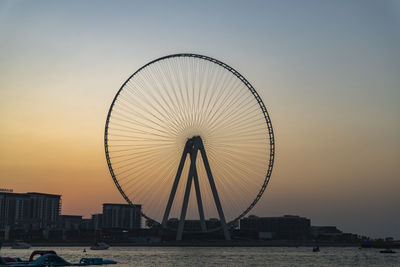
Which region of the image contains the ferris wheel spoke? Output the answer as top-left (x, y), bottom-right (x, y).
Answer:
top-left (109, 121), bottom-right (173, 139)
top-left (135, 69), bottom-right (187, 134)
top-left (110, 112), bottom-right (173, 136)
top-left (111, 148), bottom-right (173, 168)
top-left (160, 60), bottom-right (187, 122)
top-left (206, 153), bottom-right (265, 193)
top-left (168, 58), bottom-right (190, 126)
top-left (109, 144), bottom-right (175, 154)
top-left (145, 65), bottom-right (187, 133)
top-left (116, 154), bottom-right (177, 181)
top-left (204, 70), bottom-right (244, 126)
top-left (116, 92), bottom-right (180, 135)
top-left (207, 93), bottom-right (259, 134)
top-left (118, 157), bottom-right (178, 192)
top-left (121, 157), bottom-right (177, 192)
top-left (109, 147), bottom-right (172, 163)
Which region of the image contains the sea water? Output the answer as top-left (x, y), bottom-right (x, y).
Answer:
top-left (1, 246), bottom-right (399, 266)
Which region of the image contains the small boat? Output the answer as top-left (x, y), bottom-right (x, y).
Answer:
top-left (380, 248), bottom-right (396, 254)
top-left (312, 246), bottom-right (320, 252)
top-left (90, 242), bottom-right (110, 250)
top-left (11, 241), bottom-right (31, 249)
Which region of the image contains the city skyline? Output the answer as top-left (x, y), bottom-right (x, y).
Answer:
top-left (0, 189), bottom-right (362, 244)
top-left (1, 0), bottom-right (399, 239)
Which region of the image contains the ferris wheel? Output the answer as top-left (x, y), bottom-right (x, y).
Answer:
top-left (104, 54), bottom-right (275, 240)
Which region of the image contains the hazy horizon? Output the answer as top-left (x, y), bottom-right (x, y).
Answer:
top-left (0, 0), bottom-right (399, 239)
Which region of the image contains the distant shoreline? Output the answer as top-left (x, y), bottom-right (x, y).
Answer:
top-left (1, 241), bottom-right (360, 247)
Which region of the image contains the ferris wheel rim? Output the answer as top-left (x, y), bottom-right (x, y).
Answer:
top-left (104, 53), bottom-right (275, 227)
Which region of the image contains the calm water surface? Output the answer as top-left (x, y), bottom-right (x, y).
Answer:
top-left (1, 246), bottom-right (399, 266)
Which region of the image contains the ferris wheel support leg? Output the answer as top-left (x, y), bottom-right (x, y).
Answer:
top-left (198, 139), bottom-right (231, 241)
top-left (193, 163), bottom-right (207, 232)
top-left (177, 148), bottom-right (199, 240)
top-left (176, 171), bottom-right (193, 241)
top-left (162, 146), bottom-right (188, 228)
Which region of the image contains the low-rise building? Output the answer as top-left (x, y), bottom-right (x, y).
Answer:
top-left (58, 215), bottom-right (82, 230)
top-left (102, 203), bottom-right (141, 229)
top-left (240, 215), bottom-right (311, 240)
top-left (92, 214), bottom-right (103, 229)
top-left (166, 218), bottom-right (222, 231)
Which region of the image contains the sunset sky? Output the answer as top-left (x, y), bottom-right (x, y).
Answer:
top-left (1, 0), bottom-right (399, 238)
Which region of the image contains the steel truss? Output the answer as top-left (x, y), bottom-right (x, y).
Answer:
top-left (162, 136), bottom-right (230, 240)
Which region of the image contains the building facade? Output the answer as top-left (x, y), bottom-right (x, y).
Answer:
top-left (0, 193), bottom-right (31, 229)
top-left (166, 218), bottom-right (222, 231)
top-left (91, 214), bottom-right (103, 230)
top-left (28, 192), bottom-right (61, 229)
top-left (58, 215), bottom-right (82, 230)
top-left (102, 203), bottom-right (141, 229)
top-left (240, 215), bottom-right (311, 240)
top-left (0, 192), bottom-right (61, 230)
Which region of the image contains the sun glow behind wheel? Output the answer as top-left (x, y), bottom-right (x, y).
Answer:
top-left (105, 54), bottom-right (275, 229)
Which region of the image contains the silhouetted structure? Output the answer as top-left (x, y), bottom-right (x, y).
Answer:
top-left (28, 193), bottom-right (61, 229)
top-left (240, 215), bottom-right (311, 240)
top-left (0, 192), bottom-right (30, 230)
top-left (311, 226), bottom-right (341, 238)
top-left (0, 192), bottom-right (61, 230)
top-left (91, 214), bottom-right (103, 229)
top-left (104, 54), bottom-right (276, 243)
top-left (311, 226), bottom-right (359, 242)
top-left (166, 218), bottom-right (222, 232)
top-left (80, 218), bottom-right (93, 230)
top-left (0, 191), bottom-right (365, 244)
top-left (58, 215), bottom-right (82, 230)
top-left (102, 203), bottom-right (141, 229)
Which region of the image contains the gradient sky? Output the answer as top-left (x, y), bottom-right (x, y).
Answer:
top-left (0, 0), bottom-right (399, 238)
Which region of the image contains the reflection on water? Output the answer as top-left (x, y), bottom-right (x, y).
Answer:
top-left (1, 246), bottom-right (399, 266)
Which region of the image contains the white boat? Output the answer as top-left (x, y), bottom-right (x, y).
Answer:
top-left (90, 242), bottom-right (110, 250)
top-left (11, 241), bottom-right (31, 249)
top-left (380, 248), bottom-right (396, 254)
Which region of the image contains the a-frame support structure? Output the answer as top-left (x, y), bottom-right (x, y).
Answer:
top-left (161, 136), bottom-right (231, 241)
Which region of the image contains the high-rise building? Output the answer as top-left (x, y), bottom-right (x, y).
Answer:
top-left (102, 203), bottom-right (141, 229)
top-left (0, 192), bottom-right (31, 229)
top-left (27, 192), bottom-right (61, 229)
top-left (0, 192), bottom-right (61, 230)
